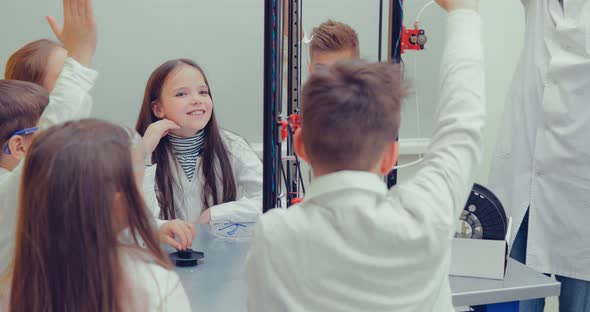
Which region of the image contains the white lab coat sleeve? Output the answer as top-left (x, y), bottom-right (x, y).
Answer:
top-left (245, 219), bottom-right (290, 311)
top-left (400, 10), bottom-right (485, 228)
top-left (142, 164), bottom-right (166, 229)
top-left (125, 254), bottom-right (192, 311)
top-left (37, 57), bottom-right (98, 130)
top-left (154, 218), bottom-right (166, 229)
top-left (158, 271), bottom-right (192, 311)
top-left (0, 57), bottom-right (97, 274)
top-left (0, 167), bottom-right (21, 273)
top-left (210, 138), bottom-right (263, 223)
top-left (245, 223), bottom-right (270, 311)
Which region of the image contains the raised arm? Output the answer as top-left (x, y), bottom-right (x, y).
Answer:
top-left (400, 0), bottom-right (485, 227)
top-left (39, 0), bottom-right (98, 129)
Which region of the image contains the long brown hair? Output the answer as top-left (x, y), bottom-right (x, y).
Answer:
top-left (4, 39), bottom-right (62, 85)
top-left (135, 59), bottom-right (236, 220)
top-left (9, 119), bottom-right (170, 312)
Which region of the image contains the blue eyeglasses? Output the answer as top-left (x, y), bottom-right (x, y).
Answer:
top-left (3, 127), bottom-right (39, 155)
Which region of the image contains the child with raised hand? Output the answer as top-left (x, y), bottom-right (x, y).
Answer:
top-left (136, 59), bottom-right (263, 242)
top-left (245, 0), bottom-right (483, 311)
top-left (0, 0), bottom-right (98, 274)
top-left (3, 9), bottom-right (95, 93)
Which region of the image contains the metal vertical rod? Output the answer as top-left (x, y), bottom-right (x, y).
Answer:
top-left (263, 0), bottom-right (282, 212)
top-left (378, 0), bottom-right (384, 62)
top-left (387, 0), bottom-right (403, 188)
top-left (286, 0), bottom-right (301, 205)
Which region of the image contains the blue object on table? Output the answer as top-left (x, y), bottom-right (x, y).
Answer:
top-left (217, 222), bottom-right (248, 235)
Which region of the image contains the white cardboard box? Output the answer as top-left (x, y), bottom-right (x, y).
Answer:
top-left (449, 218), bottom-right (512, 280)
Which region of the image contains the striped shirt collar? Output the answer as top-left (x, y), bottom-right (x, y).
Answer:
top-left (168, 130), bottom-right (205, 181)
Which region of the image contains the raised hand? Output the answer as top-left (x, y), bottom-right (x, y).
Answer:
top-left (46, 16), bottom-right (63, 42)
top-left (46, 0), bottom-right (97, 67)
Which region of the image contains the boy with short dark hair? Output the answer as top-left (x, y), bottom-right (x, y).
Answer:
top-left (246, 0), bottom-right (483, 311)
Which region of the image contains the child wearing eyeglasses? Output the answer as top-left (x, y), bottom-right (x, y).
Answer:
top-left (0, 86), bottom-right (46, 177)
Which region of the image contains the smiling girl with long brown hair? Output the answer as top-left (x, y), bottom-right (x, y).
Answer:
top-left (137, 59), bottom-right (263, 227)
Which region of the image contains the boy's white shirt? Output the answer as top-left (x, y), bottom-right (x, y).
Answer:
top-left (143, 130), bottom-right (263, 226)
top-left (245, 9), bottom-right (485, 312)
top-left (0, 58), bottom-right (98, 274)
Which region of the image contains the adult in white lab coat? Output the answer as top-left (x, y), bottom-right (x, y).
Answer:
top-left (488, 0), bottom-right (590, 311)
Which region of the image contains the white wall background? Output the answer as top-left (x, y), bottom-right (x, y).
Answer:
top-left (396, 0), bottom-right (525, 185)
top-left (0, 0), bottom-right (524, 185)
top-left (0, 0), bottom-right (265, 141)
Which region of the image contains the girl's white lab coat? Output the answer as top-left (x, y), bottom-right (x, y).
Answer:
top-left (488, 0), bottom-right (590, 281)
top-left (144, 130), bottom-right (263, 225)
top-left (0, 58), bottom-right (98, 274)
top-left (1, 248), bottom-right (191, 311)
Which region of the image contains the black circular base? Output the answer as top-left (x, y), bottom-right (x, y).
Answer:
top-left (456, 183), bottom-right (508, 241)
top-left (169, 249), bottom-right (204, 267)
